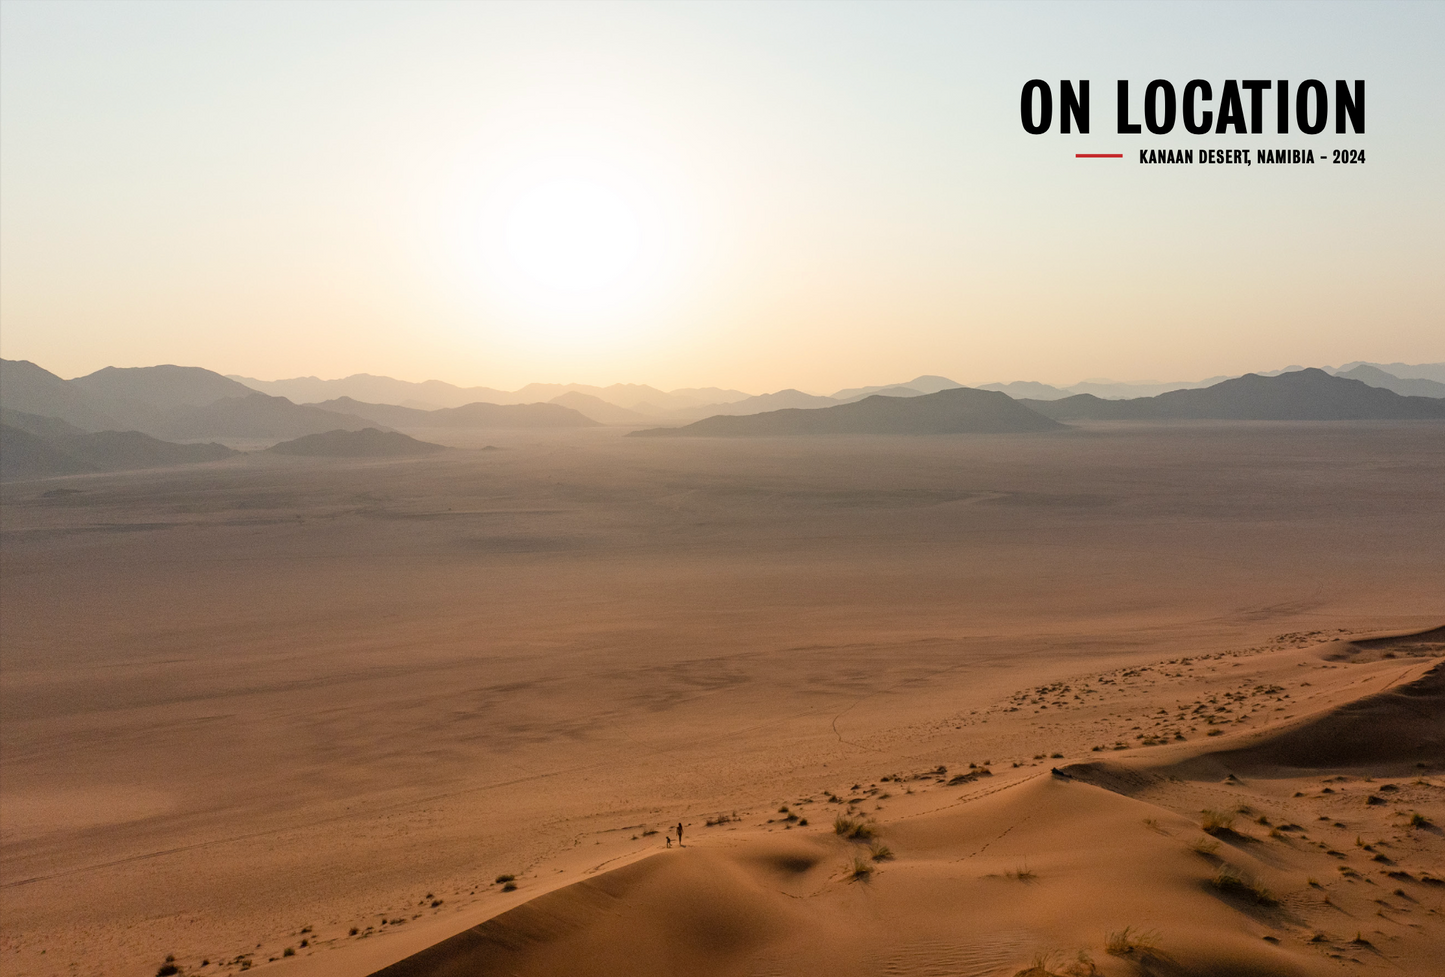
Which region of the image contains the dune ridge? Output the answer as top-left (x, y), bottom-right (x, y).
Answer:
top-left (360, 632), bottom-right (1445, 977)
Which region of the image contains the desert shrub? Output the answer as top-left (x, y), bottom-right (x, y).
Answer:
top-left (283, 948), bottom-right (295, 958)
top-left (494, 874), bottom-right (515, 884)
top-left (1189, 837), bottom-right (1221, 857)
top-left (869, 842), bottom-right (894, 861)
top-left (832, 815), bottom-right (876, 840)
top-left (1105, 926), bottom-right (1160, 956)
top-left (1212, 866), bottom-right (1277, 904)
top-left (847, 855), bottom-right (873, 881)
top-left (1200, 810), bottom-right (1235, 835)
top-left (502, 881), bottom-right (517, 892)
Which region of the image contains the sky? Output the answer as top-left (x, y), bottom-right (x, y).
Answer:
top-left (1, 0), bottom-right (1441, 393)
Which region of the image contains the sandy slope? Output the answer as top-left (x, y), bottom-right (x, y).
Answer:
top-left (2, 423), bottom-right (1443, 977)
top-left (356, 635), bottom-right (1445, 977)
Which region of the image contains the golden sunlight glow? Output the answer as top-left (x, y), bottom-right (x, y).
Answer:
top-left (504, 179), bottom-right (642, 294)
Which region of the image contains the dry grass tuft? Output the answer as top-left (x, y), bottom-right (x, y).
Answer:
top-left (1200, 810), bottom-right (1235, 835)
top-left (846, 855), bottom-right (874, 881)
top-left (1189, 836), bottom-right (1221, 858)
top-left (833, 815), bottom-right (877, 841)
top-left (1211, 866), bottom-right (1277, 904)
top-left (1105, 926), bottom-right (1161, 956)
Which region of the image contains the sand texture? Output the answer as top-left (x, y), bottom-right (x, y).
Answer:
top-left (2, 422), bottom-right (1443, 977)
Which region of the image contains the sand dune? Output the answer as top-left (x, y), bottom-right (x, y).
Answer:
top-left (370, 642), bottom-right (1444, 977)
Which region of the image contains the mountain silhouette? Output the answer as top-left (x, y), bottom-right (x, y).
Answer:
top-left (267, 428), bottom-right (446, 457)
top-left (1024, 369), bottom-right (1445, 421)
top-left (1, 422), bottom-right (236, 480)
top-left (0, 359), bottom-right (118, 431)
top-left (150, 393), bottom-right (382, 440)
top-left (314, 397), bottom-right (598, 428)
top-left (630, 387), bottom-right (1061, 437)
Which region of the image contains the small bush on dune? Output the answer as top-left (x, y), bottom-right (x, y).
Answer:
top-left (1200, 810), bottom-right (1235, 835)
top-left (847, 855), bottom-right (874, 881)
top-left (1189, 837), bottom-right (1221, 858)
top-left (1211, 866), bottom-right (1277, 905)
top-left (869, 842), bottom-right (894, 861)
top-left (1105, 926), bottom-right (1160, 956)
top-left (832, 815), bottom-right (877, 841)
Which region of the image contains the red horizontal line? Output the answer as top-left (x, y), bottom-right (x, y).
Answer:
top-left (1076, 153), bottom-right (1123, 158)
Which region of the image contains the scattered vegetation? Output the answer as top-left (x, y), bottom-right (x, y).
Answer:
top-left (1188, 837), bottom-right (1221, 858)
top-left (1409, 812), bottom-right (1432, 828)
top-left (869, 842), bottom-right (894, 861)
top-left (494, 874), bottom-right (515, 884)
top-left (1105, 926), bottom-right (1160, 956)
top-left (1005, 863), bottom-right (1038, 881)
top-left (1200, 810), bottom-right (1236, 835)
top-left (502, 881), bottom-right (518, 892)
top-left (283, 947), bottom-right (296, 958)
top-left (156, 957), bottom-right (180, 977)
top-left (833, 815), bottom-right (877, 840)
top-left (847, 855), bottom-right (874, 881)
top-left (1211, 866), bottom-right (1277, 905)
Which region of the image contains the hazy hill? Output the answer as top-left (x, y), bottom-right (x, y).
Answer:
top-left (233, 374), bottom-right (752, 412)
top-left (631, 387), bottom-right (1062, 437)
top-left (315, 397), bottom-right (598, 428)
top-left (976, 380), bottom-right (1072, 400)
top-left (1334, 364), bottom-right (1445, 398)
top-left (267, 428), bottom-right (445, 457)
top-left (150, 393), bottom-right (382, 440)
top-left (0, 359), bottom-right (118, 431)
top-left (1, 408), bottom-right (89, 440)
top-left (71, 365), bottom-right (253, 411)
top-left (230, 373), bottom-right (514, 410)
top-left (1336, 361), bottom-right (1445, 383)
top-left (831, 375), bottom-right (963, 400)
top-left (1025, 369), bottom-right (1445, 421)
top-left (0, 425), bottom-right (97, 479)
top-left (547, 392), bottom-right (657, 425)
top-left (673, 388), bottom-right (844, 420)
top-left (1, 422), bottom-right (236, 480)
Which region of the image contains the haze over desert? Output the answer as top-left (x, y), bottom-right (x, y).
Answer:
top-left (3, 415), bottom-right (1443, 976)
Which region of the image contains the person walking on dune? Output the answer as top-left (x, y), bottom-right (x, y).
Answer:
top-left (676, 822), bottom-right (684, 847)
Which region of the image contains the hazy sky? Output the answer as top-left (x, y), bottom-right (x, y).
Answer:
top-left (2, 1), bottom-right (1441, 392)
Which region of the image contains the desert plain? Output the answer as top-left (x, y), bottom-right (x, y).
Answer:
top-left (2, 420), bottom-right (1443, 977)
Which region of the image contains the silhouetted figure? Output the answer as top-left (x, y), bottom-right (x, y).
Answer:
top-left (665, 834), bottom-right (672, 848)
top-left (676, 822), bottom-right (684, 847)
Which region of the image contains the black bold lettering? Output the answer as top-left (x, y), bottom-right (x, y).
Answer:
top-left (1117, 80), bottom-right (1141, 134)
top-left (1241, 80), bottom-right (1271, 134)
top-left (1215, 80), bottom-right (1246, 134)
top-left (1021, 79), bottom-right (1052, 134)
top-left (1061, 80), bottom-right (1090, 133)
top-left (1183, 80), bottom-right (1212, 134)
top-left (1297, 80), bottom-right (1327, 134)
top-left (1336, 80), bottom-right (1364, 133)
top-left (1144, 80), bottom-right (1176, 134)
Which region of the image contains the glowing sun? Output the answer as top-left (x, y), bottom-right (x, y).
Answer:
top-left (504, 179), bottom-right (642, 293)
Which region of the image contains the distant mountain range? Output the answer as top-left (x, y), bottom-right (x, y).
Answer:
top-left (1021, 369), bottom-right (1445, 421)
top-left (630, 387), bottom-right (1063, 437)
top-left (1, 408), bottom-right (237, 480)
top-left (3, 356), bottom-right (1442, 478)
top-left (314, 397), bottom-right (597, 429)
